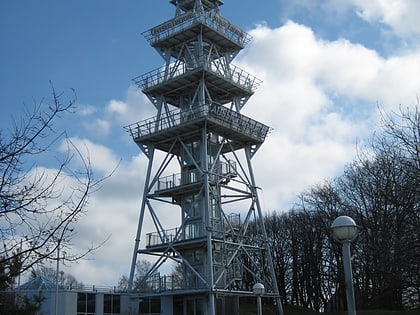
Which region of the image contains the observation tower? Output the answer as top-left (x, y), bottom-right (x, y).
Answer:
top-left (125, 1), bottom-right (283, 314)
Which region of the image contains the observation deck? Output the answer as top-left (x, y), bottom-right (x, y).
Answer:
top-left (148, 160), bottom-right (237, 198)
top-left (124, 103), bottom-right (270, 154)
top-left (144, 8), bottom-right (248, 53)
top-left (144, 213), bottom-right (241, 252)
top-left (133, 61), bottom-right (261, 106)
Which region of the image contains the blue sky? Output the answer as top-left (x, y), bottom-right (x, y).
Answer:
top-left (1, 1), bottom-right (420, 286)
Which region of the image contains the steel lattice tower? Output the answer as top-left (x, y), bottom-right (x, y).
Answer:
top-left (125, 1), bottom-right (284, 314)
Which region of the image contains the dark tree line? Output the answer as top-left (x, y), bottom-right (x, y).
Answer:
top-left (248, 104), bottom-right (420, 311)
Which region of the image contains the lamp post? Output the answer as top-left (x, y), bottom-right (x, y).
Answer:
top-left (331, 216), bottom-right (358, 315)
top-left (55, 238), bottom-right (60, 315)
top-left (253, 283), bottom-right (265, 315)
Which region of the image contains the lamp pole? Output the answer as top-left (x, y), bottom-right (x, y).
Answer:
top-left (55, 239), bottom-right (60, 315)
top-left (253, 283), bottom-right (265, 315)
top-left (342, 241), bottom-right (356, 315)
top-left (331, 216), bottom-right (358, 315)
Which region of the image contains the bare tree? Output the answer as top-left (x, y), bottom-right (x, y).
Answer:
top-left (380, 102), bottom-right (420, 170)
top-left (377, 103), bottom-right (420, 309)
top-left (0, 83), bottom-right (106, 289)
top-left (336, 103), bottom-right (420, 309)
top-left (117, 260), bottom-right (153, 292)
top-left (258, 103), bottom-right (420, 312)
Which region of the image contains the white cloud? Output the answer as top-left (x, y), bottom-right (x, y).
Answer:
top-left (76, 86), bottom-right (153, 141)
top-left (244, 21), bottom-right (420, 108)
top-left (351, 0), bottom-right (420, 37)
top-left (106, 85), bottom-right (156, 126)
top-left (86, 118), bottom-right (111, 137)
top-left (106, 99), bottom-right (127, 115)
top-left (60, 137), bottom-right (120, 174)
top-left (235, 20), bottom-right (420, 210)
top-left (318, 38), bottom-right (420, 108)
top-left (76, 104), bottom-right (97, 116)
top-left (273, 0), bottom-right (420, 39)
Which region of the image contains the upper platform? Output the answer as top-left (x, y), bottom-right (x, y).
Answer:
top-left (143, 10), bottom-right (251, 53)
top-left (132, 61), bottom-right (261, 106)
top-left (124, 102), bottom-right (270, 154)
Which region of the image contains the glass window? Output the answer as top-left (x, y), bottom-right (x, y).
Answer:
top-left (104, 294), bottom-right (120, 315)
top-left (208, 142), bottom-right (219, 167)
top-left (183, 193), bottom-right (202, 218)
top-left (186, 298), bottom-right (205, 315)
top-left (185, 221), bottom-right (202, 239)
top-left (77, 292), bottom-right (95, 315)
top-left (194, 249), bottom-right (202, 263)
top-left (187, 299), bottom-right (195, 314)
top-left (210, 195), bottom-right (220, 219)
top-left (139, 299), bottom-right (149, 313)
top-left (150, 298), bottom-right (161, 313)
top-left (183, 141), bottom-right (201, 165)
top-left (192, 193), bottom-right (201, 217)
top-left (196, 299), bottom-right (204, 315)
top-left (139, 297), bottom-right (161, 315)
top-left (187, 168), bottom-right (198, 184)
top-left (214, 250), bottom-right (222, 264)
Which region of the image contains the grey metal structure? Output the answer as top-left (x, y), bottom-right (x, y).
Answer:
top-left (125, 1), bottom-right (283, 314)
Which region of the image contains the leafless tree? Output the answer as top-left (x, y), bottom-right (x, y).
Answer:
top-left (0, 83), bottom-right (106, 289)
top-left (256, 103), bottom-right (419, 312)
top-left (336, 103), bottom-right (420, 309)
top-left (117, 260), bottom-right (153, 292)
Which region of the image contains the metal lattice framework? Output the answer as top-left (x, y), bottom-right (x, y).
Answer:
top-left (125, 1), bottom-right (283, 314)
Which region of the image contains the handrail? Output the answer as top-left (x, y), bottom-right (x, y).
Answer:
top-left (142, 271), bottom-right (209, 292)
top-left (124, 103), bottom-right (270, 143)
top-left (147, 227), bottom-right (180, 247)
top-left (132, 60), bottom-right (262, 93)
top-left (12, 284), bottom-right (120, 293)
top-left (146, 211), bottom-right (241, 249)
top-left (152, 160), bottom-right (237, 193)
top-left (142, 10), bottom-right (251, 48)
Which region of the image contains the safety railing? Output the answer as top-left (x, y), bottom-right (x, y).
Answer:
top-left (146, 221), bottom-right (206, 248)
top-left (146, 228), bottom-right (180, 247)
top-left (146, 213), bottom-right (242, 249)
top-left (143, 10), bottom-right (251, 48)
top-left (142, 271), bottom-right (209, 293)
top-left (124, 103), bottom-right (270, 143)
top-left (153, 160), bottom-right (237, 193)
top-left (132, 59), bottom-right (261, 93)
top-left (155, 173), bottom-right (182, 192)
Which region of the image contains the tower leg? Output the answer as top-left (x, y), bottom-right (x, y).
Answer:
top-left (245, 147), bottom-right (284, 315)
top-left (128, 146), bottom-right (155, 292)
